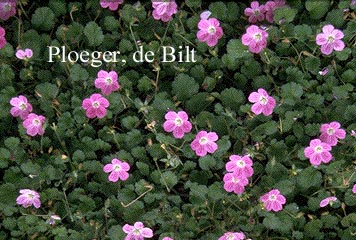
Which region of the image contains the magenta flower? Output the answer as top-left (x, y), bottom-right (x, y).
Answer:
top-left (94, 70), bottom-right (120, 95)
top-left (0, 0), bottom-right (17, 21)
top-left (319, 121), bottom-right (346, 146)
top-left (15, 48), bottom-right (33, 60)
top-left (242, 25), bottom-right (268, 54)
top-left (10, 95), bottom-right (33, 120)
top-left (23, 113), bottom-right (46, 136)
top-left (200, 10), bottom-right (211, 20)
top-left (16, 189), bottom-right (41, 208)
top-left (99, 0), bottom-right (123, 11)
top-left (103, 158), bottom-right (130, 182)
top-left (304, 139), bottom-right (333, 166)
top-left (122, 222), bottom-right (153, 240)
top-left (316, 24), bottom-right (345, 55)
top-left (244, 1), bottom-right (266, 23)
top-left (190, 131), bottom-right (218, 157)
top-left (162, 238), bottom-right (173, 240)
top-left (260, 189), bottom-right (286, 212)
top-left (223, 172), bottom-right (249, 195)
top-left (274, 0), bottom-right (286, 7)
top-left (352, 184), bottom-right (356, 194)
top-left (218, 232), bottom-right (245, 240)
top-left (196, 17), bottom-right (224, 47)
top-left (320, 196), bottom-right (337, 207)
top-left (318, 67), bottom-right (329, 76)
top-left (163, 110), bottom-right (192, 139)
top-left (248, 88), bottom-right (276, 116)
top-left (225, 155), bottom-right (254, 178)
top-left (82, 93), bottom-right (110, 119)
top-left (152, 0), bottom-right (177, 22)
top-left (0, 26), bottom-right (6, 49)
top-left (264, 1), bottom-right (276, 23)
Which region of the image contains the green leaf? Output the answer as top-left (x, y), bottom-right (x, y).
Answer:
top-left (31, 7), bottom-right (55, 31)
top-left (136, 162), bottom-right (150, 176)
top-left (219, 87), bottom-right (245, 112)
top-left (335, 47), bottom-right (351, 61)
top-left (226, 39), bottom-right (251, 59)
top-left (35, 82), bottom-right (58, 100)
top-left (48, 0), bottom-right (67, 17)
top-left (326, 9), bottom-right (345, 28)
top-left (0, 64), bottom-right (15, 88)
top-left (281, 82), bottom-right (303, 105)
top-left (209, 2), bottom-right (227, 20)
top-left (103, 16), bottom-right (120, 32)
top-left (304, 57), bottom-right (320, 74)
top-left (304, 219), bottom-right (323, 238)
top-left (21, 162), bottom-right (41, 175)
top-left (294, 24), bottom-right (312, 41)
top-left (199, 155), bottom-right (216, 170)
top-left (305, 0), bottom-right (330, 19)
top-left (172, 73), bottom-right (199, 101)
top-left (185, 0), bottom-right (201, 8)
top-left (70, 64), bottom-right (89, 82)
top-left (84, 21), bottom-right (104, 47)
top-left (160, 171), bottom-right (178, 189)
top-left (274, 7), bottom-right (297, 24)
top-left (297, 167), bottom-right (322, 190)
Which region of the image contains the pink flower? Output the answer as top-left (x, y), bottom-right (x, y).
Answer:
top-left (47, 215), bottom-right (61, 225)
top-left (0, 26), bottom-right (6, 49)
top-left (200, 10), bottom-right (211, 20)
top-left (0, 0), bottom-right (17, 21)
top-left (16, 189), bottom-right (41, 208)
top-left (274, 0), bottom-right (286, 8)
top-left (99, 0), bottom-right (123, 11)
top-left (122, 222), bottom-right (153, 240)
top-left (248, 88), bottom-right (276, 116)
top-left (218, 232), bottom-right (245, 240)
top-left (10, 95), bottom-right (33, 120)
top-left (196, 18), bottom-right (224, 47)
top-left (351, 130), bottom-right (356, 137)
top-left (162, 238), bottom-right (173, 240)
top-left (82, 93), bottom-right (110, 119)
top-left (103, 158), bottom-right (130, 182)
top-left (163, 110), bottom-right (192, 139)
top-left (352, 184), bottom-right (356, 194)
top-left (23, 113), bottom-right (46, 136)
top-left (244, 1), bottom-right (266, 23)
top-left (242, 25), bottom-right (268, 54)
top-left (316, 24), bottom-right (345, 55)
top-left (304, 139), bottom-right (333, 166)
top-left (152, 0), bottom-right (177, 22)
top-left (319, 196), bottom-right (337, 207)
top-left (15, 48), bottom-right (33, 60)
top-left (264, 1), bottom-right (276, 23)
top-left (319, 122), bottom-right (346, 146)
top-left (94, 70), bottom-right (120, 95)
top-left (260, 189), bottom-right (286, 212)
top-left (318, 67), bottom-right (329, 76)
top-left (225, 155), bottom-right (254, 178)
top-left (190, 131), bottom-right (218, 157)
top-left (223, 172), bottom-right (249, 195)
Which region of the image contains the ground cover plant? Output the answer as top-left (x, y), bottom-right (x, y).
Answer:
top-left (1, 0), bottom-right (356, 239)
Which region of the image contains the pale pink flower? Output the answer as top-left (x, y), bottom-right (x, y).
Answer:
top-left (264, 1), bottom-right (276, 23)
top-left (99, 0), bottom-right (123, 11)
top-left (122, 222), bottom-right (153, 240)
top-left (82, 93), bottom-right (110, 119)
top-left (152, 0), bottom-right (177, 22)
top-left (218, 232), bottom-right (245, 240)
top-left (319, 121), bottom-right (346, 146)
top-left (196, 18), bottom-right (224, 47)
top-left (103, 158), bottom-right (130, 182)
top-left (225, 155), bottom-right (254, 178)
top-left (0, 26), bottom-right (6, 49)
top-left (200, 10), bottom-right (211, 20)
top-left (23, 113), bottom-right (46, 136)
top-left (162, 238), bottom-right (173, 240)
top-left (10, 95), bottom-right (33, 120)
top-left (163, 110), bottom-right (192, 139)
top-left (16, 189), bottom-right (41, 208)
top-left (274, 0), bottom-right (286, 8)
top-left (248, 88), bottom-right (276, 116)
top-left (190, 131), bottom-right (218, 157)
top-left (316, 24), bottom-right (345, 55)
top-left (47, 215), bottom-right (61, 225)
top-left (15, 48), bottom-right (33, 60)
top-left (242, 25), bottom-right (268, 54)
top-left (223, 172), bottom-right (249, 195)
top-left (94, 70), bottom-right (120, 95)
top-left (351, 130), bottom-right (356, 137)
top-left (352, 184), bottom-right (356, 194)
top-left (260, 189), bottom-right (286, 212)
top-left (0, 0), bottom-right (17, 21)
top-left (244, 1), bottom-right (266, 23)
top-left (304, 139), bottom-right (333, 166)
top-left (318, 67), bottom-right (329, 76)
top-left (319, 196), bottom-right (337, 207)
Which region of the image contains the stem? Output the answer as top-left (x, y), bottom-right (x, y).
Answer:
top-left (121, 185), bottom-right (153, 208)
top-left (62, 189), bottom-right (74, 222)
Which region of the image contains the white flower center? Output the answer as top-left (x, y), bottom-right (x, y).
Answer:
top-left (208, 26), bottom-right (216, 34)
top-left (199, 137), bottom-right (208, 145)
top-left (236, 160), bottom-right (246, 168)
top-left (133, 229), bottom-right (141, 236)
top-left (3, 3), bottom-right (10, 12)
top-left (327, 128), bottom-right (335, 135)
top-left (92, 101), bottom-right (100, 108)
top-left (28, 193), bottom-right (34, 199)
top-left (268, 194), bottom-right (276, 201)
top-left (232, 177), bottom-right (239, 183)
top-left (174, 117), bottom-right (183, 126)
top-left (253, 33), bottom-right (262, 41)
top-left (328, 35), bottom-right (334, 43)
top-left (32, 119), bottom-right (40, 126)
top-left (314, 145), bottom-right (323, 153)
top-left (254, 9), bottom-right (260, 16)
top-left (259, 96), bottom-right (268, 105)
top-left (105, 77), bottom-right (113, 85)
top-left (227, 234), bottom-right (235, 240)
top-left (19, 102), bottom-right (27, 110)
top-left (114, 164), bottom-right (122, 171)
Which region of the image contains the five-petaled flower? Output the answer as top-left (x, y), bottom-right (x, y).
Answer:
top-left (152, 0), bottom-right (178, 22)
top-left (244, 1), bottom-right (266, 23)
top-left (248, 88), bottom-right (276, 116)
top-left (319, 121), bottom-right (346, 146)
top-left (352, 184), bottom-right (356, 194)
top-left (82, 93), bottom-right (110, 119)
top-left (320, 196), bottom-right (337, 207)
top-left (94, 70), bottom-right (120, 95)
top-left (10, 95), bottom-right (33, 120)
top-left (99, 0), bottom-right (123, 11)
top-left (223, 171), bottom-right (249, 195)
top-left (197, 17), bottom-right (224, 47)
top-left (0, 0), bottom-right (17, 21)
top-left (103, 158), bottom-right (130, 182)
top-left (190, 131), bottom-right (218, 157)
top-left (260, 189), bottom-right (286, 212)
top-left (23, 113), bottom-right (46, 136)
top-left (218, 231), bottom-right (245, 240)
top-left (316, 24), bottom-right (345, 55)
top-left (122, 221), bottom-right (153, 240)
top-left (163, 110), bottom-right (192, 139)
top-left (16, 48), bottom-right (33, 60)
top-left (225, 155), bottom-right (254, 178)
top-left (242, 25), bottom-right (269, 54)
top-left (16, 189), bottom-right (41, 208)
top-left (0, 26), bottom-right (6, 49)
top-left (304, 139), bottom-right (333, 166)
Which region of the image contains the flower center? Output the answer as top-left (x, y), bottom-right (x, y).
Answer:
top-left (133, 229), bottom-right (141, 236)
top-left (253, 33), bottom-right (262, 41)
top-left (236, 160), bottom-right (246, 168)
top-left (227, 234), bottom-right (235, 240)
top-left (259, 96), bottom-right (268, 105)
top-left (174, 117), bottom-right (183, 126)
top-left (314, 145), bottom-right (323, 153)
top-left (32, 119), bottom-right (40, 126)
top-left (327, 127), bottom-right (335, 135)
top-left (92, 101), bottom-right (100, 108)
top-left (208, 26), bottom-right (216, 34)
top-left (232, 177), bottom-right (239, 183)
top-left (114, 164), bottom-right (122, 171)
top-left (19, 102), bottom-right (27, 110)
top-left (105, 77), bottom-right (113, 85)
top-left (199, 137), bottom-right (208, 145)
top-left (327, 35), bottom-right (334, 43)
top-left (254, 9), bottom-right (260, 16)
top-left (28, 193), bottom-right (34, 199)
top-left (3, 3), bottom-right (10, 12)
top-left (268, 194), bottom-right (276, 201)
